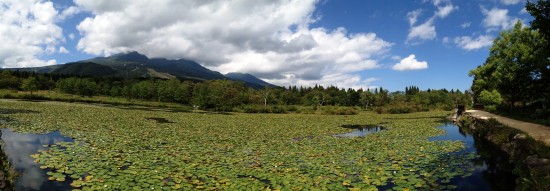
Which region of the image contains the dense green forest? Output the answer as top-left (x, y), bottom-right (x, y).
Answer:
top-left (0, 70), bottom-right (470, 114)
top-left (469, 0), bottom-right (549, 121)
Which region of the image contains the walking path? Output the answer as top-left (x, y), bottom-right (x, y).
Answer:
top-left (465, 110), bottom-right (550, 146)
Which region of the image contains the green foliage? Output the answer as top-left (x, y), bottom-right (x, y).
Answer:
top-left (238, 105), bottom-right (288, 114)
top-left (21, 77), bottom-right (39, 94)
top-left (2, 70), bottom-right (469, 114)
top-left (470, 21), bottom-right (549, 111)
top-left (56, 77), bottom-right (98, 97)
top-left (0, 70), bottom-right (20, 90)
top-left (315, 106), bottom-right (358, 115)
top-left (527, 0), bottom-right (550, 41)
top-left (478, 89), bottom-right (503, 106)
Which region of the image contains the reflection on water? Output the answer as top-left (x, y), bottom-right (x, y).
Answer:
top-left (430, 123), bottom-right (517, 191)
top-left (0, 129), bottom-right (73, 191)
top-left (333, 125), bottom-right (384, 138)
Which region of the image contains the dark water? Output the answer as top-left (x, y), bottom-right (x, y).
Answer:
top-left (333, 125), bottom-right (384, 138)
top-left (429, 122), bottom-right (517, 191)
top-left (0, 129), bottom-right (73, 191)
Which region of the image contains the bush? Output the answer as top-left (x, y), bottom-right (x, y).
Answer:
top-left (237, 105), bottom-right (289, 114)
top-left (316, 106), bottom-right (358, 115)
top-left (297, 107), bottom-right (316, 114)
top-left (375, 104), bottom-right (430, 114)
top-left (485, 105), bottom-right (497, 112)
top-left (20, 94), bottom-right (48, 100)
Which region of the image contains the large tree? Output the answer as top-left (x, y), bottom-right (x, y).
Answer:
top-left (527, 0), bottom-right (550, 42)
top-left (21, 77), bottom-right (38, 95)
top-left (470, 21), bottom-right (548, 108)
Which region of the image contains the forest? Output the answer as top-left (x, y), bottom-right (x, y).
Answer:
top-left (0, 69), bottom-right (470, 114)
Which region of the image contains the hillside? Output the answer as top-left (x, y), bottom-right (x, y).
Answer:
top-left (8, 51), bottom-right (276, 88)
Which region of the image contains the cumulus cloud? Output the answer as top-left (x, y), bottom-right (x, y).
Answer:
top-left (0, 0), bottom-right (63, 68)
top-left (392, 54), bottom-right (428, 71)
top-left (454, 35), bottom-right (494, 50)
top-left (460, 22), bottom-right (471, 28)
top-left (481, 7), bottom-right (520, 31)
top-left (74, 0), bottom-right (393, 88)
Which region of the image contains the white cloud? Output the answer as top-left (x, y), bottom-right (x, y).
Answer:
top-left (461, 22), bottom-right (471, 28)
top-left (407, 18), bottom-right (436, 43)
top-left (392, 54), bottom-right (428, 71)
top-left (74, 0), bottom-right (393, 88)
top-left (407, 9), bottom-right (422, 26)
top-left (454, 35), bottom-right (493, 50)
top-left (69, 33), bottom-right (75, 40)
top-left (481, 7), bottom-right (520, 31)
top-left (59, 47), bottom-right (70, 54)
top-left (0, 0), bottom-right (63, 68)
top-left (436, 4), bottom-right (458, 18)
top-left (501, 0), bottom-right (524, 5)
top-left (58, 6), bottom-right (81, 21)
top-left (406, 0), bottom-right (456, 44)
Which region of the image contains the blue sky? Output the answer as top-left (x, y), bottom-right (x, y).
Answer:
top-left (0, 0), bottom-right (533, 91)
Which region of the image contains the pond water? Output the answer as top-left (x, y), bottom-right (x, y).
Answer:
top-left (1, 129), bottom-right (73, 191)
top-left (1, 122), bottom-right (517, 191)
top-left (333, 125), bottom-right (384, 138)
top-left (429, 122), bottom-right (516, 191)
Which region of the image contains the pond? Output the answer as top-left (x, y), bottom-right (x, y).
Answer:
top-left (429, 122), bottom-right (516, 191)
top-left (1, 122), bottom-right (517, 191)
top-left (1, 129), bottom-right (74, 191)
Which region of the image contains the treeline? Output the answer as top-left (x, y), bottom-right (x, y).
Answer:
top-left (0, 70), bottom-right (470, 114)
top-left (469, 1), bottom-right (549, 119)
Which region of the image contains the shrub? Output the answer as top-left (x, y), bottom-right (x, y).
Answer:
top-left (316, 106), bottom-right (358, 115)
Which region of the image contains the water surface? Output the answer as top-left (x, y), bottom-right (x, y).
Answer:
top-left (333, 125), bottom-right (384, 138)
top-left (430, 122), bottom-right (516, 191)
top-left (1, 129), bottom-right (73, 191)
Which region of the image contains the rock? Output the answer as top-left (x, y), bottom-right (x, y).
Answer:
top-left (513, 133), bottom-right (528, 140)
top-left (525, 155), bottom-right (550, 168)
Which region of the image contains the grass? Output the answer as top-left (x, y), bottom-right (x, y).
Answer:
top-left (0, 100), bottom-right (477, 190)
top-left (0, 90), bottom-right (191, 111)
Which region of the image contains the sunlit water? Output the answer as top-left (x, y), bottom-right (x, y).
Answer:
top-left (1, 129), bottom-right (73, 191)
top-left (429, 122), bottom-right (516, 191)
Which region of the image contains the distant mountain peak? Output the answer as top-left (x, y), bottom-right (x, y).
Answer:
top-left (225, 72), bottom-right (276, 88)
top-left (112, 51), bottom-right (149, 62)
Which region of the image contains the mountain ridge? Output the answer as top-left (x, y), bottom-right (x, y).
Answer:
top-left (9, 51), bottom-right (276, 88)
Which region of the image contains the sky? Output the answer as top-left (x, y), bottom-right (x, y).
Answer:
top-left (0, 0), bottom-right (534, 91)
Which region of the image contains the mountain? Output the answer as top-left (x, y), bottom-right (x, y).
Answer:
top-left (8, 51), bottom-right (277, 88)
top-left (225, 72), bottom-right (276, 89)
top-left (63, 51), bottom-right (228, 81)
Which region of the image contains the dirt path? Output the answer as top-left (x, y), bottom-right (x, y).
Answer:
top-left (465, 110), bottom-right (550, 146)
